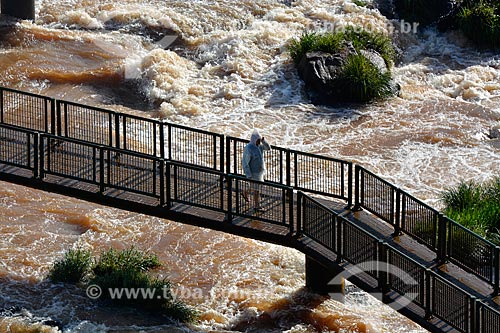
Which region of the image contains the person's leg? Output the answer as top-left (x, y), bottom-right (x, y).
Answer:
top-left (253, 190), bottom-right (260, 209)
top-left (253, 177), bottom-right (264, 211)
top-left (241, 188), bottom-right (250, 202)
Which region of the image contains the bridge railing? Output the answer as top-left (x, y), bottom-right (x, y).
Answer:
top-left (1, 123), bottom-right (500, 332)
top-left (167, 161), bottom-right (224, 212)
top-left (228, 174), bottom-right (294, 233)
top-left (355, 164), bottom-right (500, 295)
top-left (166, 123), bottom-right (224, 171)
top-left (0, 87), bottom-right (54, 133)
top-left (3, 87), bottom-right (500, 303)
top-left (298, 191), bottom-right (500, 333)
top-left (0, 124), bottom-right (39, 177)
top-left (226, 136), bottom-right (352, 205)
top-left (40, 133), bottom-right (164, 199)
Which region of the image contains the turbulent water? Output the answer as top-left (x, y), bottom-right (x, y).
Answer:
top-left (0, 0), bottom-right (499, 332)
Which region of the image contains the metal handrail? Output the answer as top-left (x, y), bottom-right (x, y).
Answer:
top-left (226, 135), bottom-right (353, 204)
top-left (0, 86), bottom-right (55, 133)
top-left (227, 173), bottom-right (294, 232)
top-left (1, 87), bottom-right (500, 298)
top-left (1, 122), bottom-right (500, 332)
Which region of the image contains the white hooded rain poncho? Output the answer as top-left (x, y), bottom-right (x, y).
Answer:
top-left (242, 129), bottom-right (270, 182)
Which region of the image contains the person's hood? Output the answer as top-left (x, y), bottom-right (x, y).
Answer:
top-left (250, 129), bottom-right (262, 145)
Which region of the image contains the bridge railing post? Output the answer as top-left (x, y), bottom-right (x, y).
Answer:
top-left (159, 121), bottom-right (165, 159)
top-left (494, 246), bottom-right (500, 296)
top-left (424, 268), bottom-right (432, 320)
top-left (32, 132), bottom-right (39, 179)
top-left (347, 162), bottom-right (353, 208)
top-left (226, 175), bottom-right (233, 223)
top-left (287, 187), bottom-right (294, 235)
top-left (219, 134), bottom-right (224, 174)
top-left (49, 99), bottom-right (55, 135)
top-left (165, 161), bottom-right (172, 209)
top-left (114, 114), bottom-right (120, 150)
top-left (167, 124), bottom-right (172, 161)
top-left (159, 159), bottom-right (165, 206)
top-left (352, 165), bottom-right (361, 211)
top-left (335, 215), bottom-right (343, 262)
top-left (225, 136), bottom-right (231, 175)
top-left (436, 213), bottom-right (447, 265)
top-left (393, 189), bottom-right (401, 236)
top-left (378, 241), bottom-right (389, 296)
top-left (296, 191), bottom-right (302, 235)
top-left (470, 297), bottom-right (479, 333)
top-left (0, 87), bottom-right (4, 124)
top-left (99, 147), bottom-right (105, 194)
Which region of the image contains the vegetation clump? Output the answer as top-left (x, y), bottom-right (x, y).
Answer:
top-left (441, 177), bottom-right (500, 244)
top-left (457, 0), bottom-right (500, 49)
top-left (336, 54), bottom-right (394, 103)
top-left (48, 247), bottom-right (197, 323)
top-left (48, 248), bottom-right (93, 284)
top-left (288, 28), bottom-right (395, 68)
top-left (393, 0), bottom-right (500, 50)
top-left (288, 28), bottom-right (398, 104)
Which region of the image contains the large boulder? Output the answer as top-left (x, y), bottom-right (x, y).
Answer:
top-left (296, 51), bottom-right (345, 100)
top-left (296, 49), bottom-right (399, 105)
top-left (392, 0), bottom-right (457, 27)
top-left (374, 0), bottom-right (397, 19)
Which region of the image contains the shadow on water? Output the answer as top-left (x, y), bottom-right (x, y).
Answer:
top-left (0, 15), bottom-right (20, 44)
top-left (229, 287), bottom-right (331, 332)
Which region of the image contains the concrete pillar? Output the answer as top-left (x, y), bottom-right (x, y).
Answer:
top-left (305, 256), bottom-right (345, 302)
top-left (1, 0), bottom-right (35, 20)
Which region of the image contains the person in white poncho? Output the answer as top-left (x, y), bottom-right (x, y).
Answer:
top-left (241, 129), bottom-right (271, 211)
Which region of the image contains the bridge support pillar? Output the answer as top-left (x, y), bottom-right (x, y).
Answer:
top-left (1, 0), bottom-right (35, 20)
top-left (305, 256), bottom-right (345, 303)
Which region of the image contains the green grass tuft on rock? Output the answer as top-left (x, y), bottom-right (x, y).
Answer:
top-left (288, 28), bottom-right (395, 66)
top-left (47, 247), bottom-right (197, 323)
top-left (335, 54), bottom-right (394, 102)
top-left (48, 248), bottom-right (93, 284)
top-left (92, 247), bottom-right (161, 276)
top-left (288, 27), bottom-right (397, 103)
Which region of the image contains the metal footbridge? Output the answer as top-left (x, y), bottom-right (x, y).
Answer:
top-left (0, 86), bottom-right (499, 332)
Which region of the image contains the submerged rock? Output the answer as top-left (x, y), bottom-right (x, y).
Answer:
top-left (489, 125), bottom-right (500, 139)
